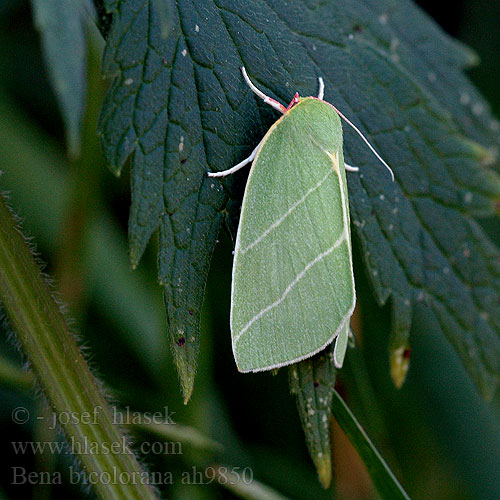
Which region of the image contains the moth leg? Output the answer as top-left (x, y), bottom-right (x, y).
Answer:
top-left (345, 163), bottom-right (360, 172)
top-left (317, 76), bottom-right (325, 100)
top-left (207, 142), bottom-right (261, 178)
top-left (241, 67), bottom-right (287, 114)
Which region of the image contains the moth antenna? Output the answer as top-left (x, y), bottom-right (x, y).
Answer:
top-left (317, 77), bottom-right (325, 100)
top-left (330, 103), bottom-right (395, 182)
top-left (241, 67), bottom-right (287, 114)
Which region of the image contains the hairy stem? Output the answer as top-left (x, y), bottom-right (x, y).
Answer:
top-left (0, 194), bottom-right (159, 500)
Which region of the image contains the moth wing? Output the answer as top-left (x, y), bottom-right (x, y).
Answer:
top-left (231, 98), bottom-right (355, 372)
top-left (333, 322), bottom-right (350, 369)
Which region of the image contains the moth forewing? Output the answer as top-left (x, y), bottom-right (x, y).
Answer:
top-left (231, 98), bottom-right (356, 373)
top-left (333, 322), bottom-right (350, 369)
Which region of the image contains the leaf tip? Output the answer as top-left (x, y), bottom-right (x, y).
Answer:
top-left (111, 166), bottom-right (122, 178)
top-left (315, 454), bottom-right (332, 489)
top-left (464, 138), bottom-right (497, 166)
top-left (390, 345), bottom-right (411, 389)
top-left (173, 350), bottom-right (196, 404)
top-left (181, 376), bottom-right (195, 405)
top-left (129, 250), bottom-right (139, 270)
top-left (66, 131), bottom-right (81, 161)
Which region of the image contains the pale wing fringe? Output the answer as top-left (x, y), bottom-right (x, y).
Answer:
top-left (237, 309), bottom-right (354, 373)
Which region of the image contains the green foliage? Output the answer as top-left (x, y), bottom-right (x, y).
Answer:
top-left (97, 0), bottom-right (500, 404)
top-left (32, 0), bottom-right (87, 156)
top-left (2, 0), bottom-right (500, 498)
top-left (331, 389), bottom-right (409, 500)
top-left (0, 195), bottom-right (159, 500)
top-left (289, 347), bottom-right (337, 489)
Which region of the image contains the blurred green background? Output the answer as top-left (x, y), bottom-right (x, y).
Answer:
top-left (0, 1), bottom-right (499, 499)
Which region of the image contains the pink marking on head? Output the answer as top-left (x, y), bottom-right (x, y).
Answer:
top-left (286, 92), bottom-right (301, 111)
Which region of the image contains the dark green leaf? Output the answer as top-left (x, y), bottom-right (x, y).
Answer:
top-left (289, 346), bottom-right (337, 489)
top-left (32, 0), bottom-right (87, 157)
top-left (98, 0), bottom-right (500, 401)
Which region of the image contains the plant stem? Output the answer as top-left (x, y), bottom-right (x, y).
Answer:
top-left (0, 194), bottom-right (159, 500)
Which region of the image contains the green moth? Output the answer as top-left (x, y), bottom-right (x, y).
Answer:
top-left (209, 68), bottom-right (393, 373)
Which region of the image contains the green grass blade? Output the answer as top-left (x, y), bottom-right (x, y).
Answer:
top-left (331, 390), bottom-right (410, 500)
top-left (212, 465), bottom-right (292, 500)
